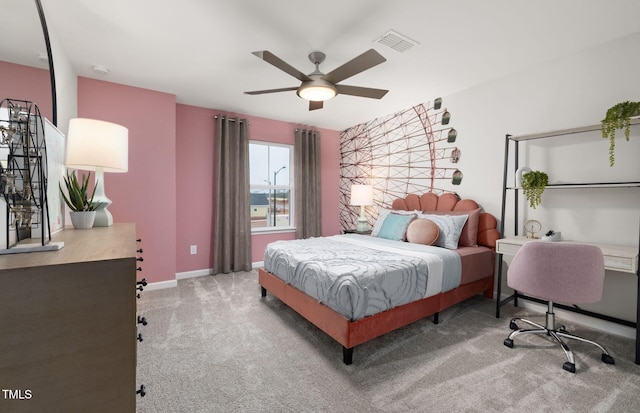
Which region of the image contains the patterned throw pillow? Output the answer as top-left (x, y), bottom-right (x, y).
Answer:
top-left (419, 213), bottom-right (468, 249)
top-left (422, 208), bottom-right (480, 247)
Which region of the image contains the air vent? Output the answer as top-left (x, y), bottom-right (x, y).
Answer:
top-left (374, 30), bottom-right (419, 53)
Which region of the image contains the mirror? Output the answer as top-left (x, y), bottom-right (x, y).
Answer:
top-left (0, 0), bottom-right (57, 126)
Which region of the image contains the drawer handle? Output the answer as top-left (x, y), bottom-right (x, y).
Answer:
top-left (137, 333), bottom-right (143, 342)
top-left (137, 278), bottom-right (147, 286)
top-left (136, 384), bottom-right (146, 397)
top-left (137, 248), bottom-right (143, 253)
top-left (137, 257), bottom-right (144, 262)
top-left (137, 315), bottom-right (148, 326)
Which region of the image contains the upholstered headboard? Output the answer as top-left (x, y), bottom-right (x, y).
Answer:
top-left (391, 192), bottom-right (500, 249)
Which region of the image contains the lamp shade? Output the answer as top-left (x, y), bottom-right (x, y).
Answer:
top-left (350, 184), bottom-right (373, 206)
top-left (65, 118), bottom-right (128, 172)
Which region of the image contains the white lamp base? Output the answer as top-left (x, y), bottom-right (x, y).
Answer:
top-left (93, 207), bottom-right (114, 227)
top-left (92, 167), bottom-right (114, 227)
top-left (356, 205), bottom-right (370, 232)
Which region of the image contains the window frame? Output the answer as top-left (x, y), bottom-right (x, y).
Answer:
top-left (249, 140), bottom-right (295, 234)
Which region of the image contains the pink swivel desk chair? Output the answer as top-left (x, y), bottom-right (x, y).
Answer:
top-left (503, 241), bottom-right (615, 373)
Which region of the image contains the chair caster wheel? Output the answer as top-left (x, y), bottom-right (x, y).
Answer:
top-left (563, 362), bottom-right (576, 373)
top-left (509, 321), bottom-right (518, 330)
top-left (504, 338), bottom-right (514, 348)
top-left (602, 353), bottom-right (615, 365)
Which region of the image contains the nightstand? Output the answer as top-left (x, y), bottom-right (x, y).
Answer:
top-left (343, 229), bottom-right (372, 235)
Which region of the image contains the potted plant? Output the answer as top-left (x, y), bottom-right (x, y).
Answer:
top-left (59, 171), bottom-right (98, 229)
top-left (601, 101), bottom-right (640, 166)
top-left (521, 170), bottom-right (548, 209)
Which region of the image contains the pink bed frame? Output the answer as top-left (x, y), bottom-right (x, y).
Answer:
top-left (259, 193), bottom-right (500, 364)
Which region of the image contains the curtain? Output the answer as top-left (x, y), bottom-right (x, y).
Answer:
top-left (295, 129), bottom-right (322, 239)
top-left (213, 116), bottom-right (251, 274)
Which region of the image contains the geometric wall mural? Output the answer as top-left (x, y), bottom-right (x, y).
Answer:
top-left (339, 98), bottom-right (462, 231)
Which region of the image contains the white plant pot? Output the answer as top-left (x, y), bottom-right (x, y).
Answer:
top-left (70, 211), bottom-right (96, 229)
top-left (515, 166), bottom-right (532, 188)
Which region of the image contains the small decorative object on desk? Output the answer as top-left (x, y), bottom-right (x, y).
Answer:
top-left (542, 230), bottom-right (561, 242)
top-left (524, 219), bottom-right (542, 239)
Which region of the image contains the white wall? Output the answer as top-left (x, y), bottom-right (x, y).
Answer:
top-left (41, 1), bottom-right (78, 229)
top-left (442, 32), bottom-right (640, 332)
top-left (41, 0), bottom-right (77, 134)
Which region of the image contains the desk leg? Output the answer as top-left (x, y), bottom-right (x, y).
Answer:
top-left (495, 254), bottom-right (503, 318)
top-left (636, 266), bottom-right (640, 364)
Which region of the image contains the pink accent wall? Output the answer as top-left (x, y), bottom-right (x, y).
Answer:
top-left (77, 77), bottom-right (177, 284)
top-left (175, 105), bottom-right (341, 272)
top-left (0, 60), bottom-right (53, 121)
top-left (175, 104), bottom-right (216, 272)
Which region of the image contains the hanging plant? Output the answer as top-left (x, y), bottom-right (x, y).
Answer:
top-left (601, 101), bottom-right (640, 167)
top-left (521, 170), bottom-right (548, 209)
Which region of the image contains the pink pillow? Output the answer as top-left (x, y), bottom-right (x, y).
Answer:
top-left (406, 219), bottom-right (440, 246)
top-left (422, 208), bottom-right (480, 247)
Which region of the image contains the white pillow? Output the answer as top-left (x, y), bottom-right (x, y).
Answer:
top-left (371, 208), bottom-right (420, 237)
top-left (419, 213), bottom-right (468, 249)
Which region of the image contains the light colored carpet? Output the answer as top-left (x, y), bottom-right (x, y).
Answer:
top-left (136, 270), bottom-right (640, 413)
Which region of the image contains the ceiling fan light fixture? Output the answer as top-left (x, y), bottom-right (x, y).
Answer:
top-left (297, 79), bottom-right (337, 102)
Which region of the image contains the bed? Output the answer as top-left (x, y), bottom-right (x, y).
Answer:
top-left (259, 192), bottom-right (500, 364)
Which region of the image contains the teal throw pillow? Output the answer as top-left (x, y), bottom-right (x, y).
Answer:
top-left (377, 213), bottom-right (415, 241)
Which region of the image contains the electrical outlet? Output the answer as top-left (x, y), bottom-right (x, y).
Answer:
top-left (190, 245), bottom-right (197, 255)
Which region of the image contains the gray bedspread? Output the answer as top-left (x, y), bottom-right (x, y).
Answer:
top-left (263, 234), bottom-right (461, 321)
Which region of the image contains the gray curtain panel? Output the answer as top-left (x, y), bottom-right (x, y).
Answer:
top-left (213, 116), bottom-right (251, 274)
top-left (294, 129), bottom-right (322, 239)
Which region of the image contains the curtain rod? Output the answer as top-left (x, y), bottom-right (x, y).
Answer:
top-left (214, 115), bottom-right (249, 124)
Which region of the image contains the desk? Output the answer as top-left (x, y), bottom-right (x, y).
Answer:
top-left (494, 236), bottom-right (639, 363)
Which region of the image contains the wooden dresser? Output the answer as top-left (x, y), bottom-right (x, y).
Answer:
top-left (0, 223), bottom-right (138, 412)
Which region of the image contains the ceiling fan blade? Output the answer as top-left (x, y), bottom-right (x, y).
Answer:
top-left (309, 101), bottom-right (323, 111)
top-left (244, 86), bottom-right (298, 95)
top-left (252, 51), bottom-right (311, 82)
top-left (323, 49), bottom-right (386, 84)
top-left (335, 84), bottom-right (388, 99)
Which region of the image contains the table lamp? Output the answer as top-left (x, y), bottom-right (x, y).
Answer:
top-left (65, 118), bottom-right (128, 227)
top-left (350, 184), bottom-right (373, 232)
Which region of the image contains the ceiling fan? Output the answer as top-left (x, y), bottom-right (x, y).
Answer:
top-left (244, 49), bottom-right (388, 111)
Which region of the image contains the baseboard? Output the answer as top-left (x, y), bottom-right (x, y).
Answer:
top-left (176, 268), bottom-right (212, 280)
top-left (145, 279), bottom-right (178, 291)
top-left (497, 293), bottom-right (636, 340)
top-left (174, 265), bottom-right (260, 282)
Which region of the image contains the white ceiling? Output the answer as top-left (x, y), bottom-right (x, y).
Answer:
top-left (5, 0), bottom-right (640, 130)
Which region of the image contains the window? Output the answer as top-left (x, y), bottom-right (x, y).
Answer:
top-left (249, 142), bottom-right (294, 232)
